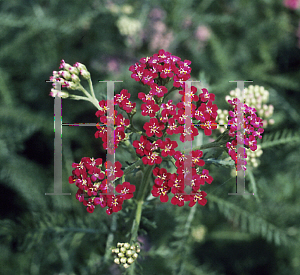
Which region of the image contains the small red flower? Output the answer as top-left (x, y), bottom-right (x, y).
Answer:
top-left (141, 101), bottom-right (160, 117)
top-left (116, 182), bottom-right (136, 200)
top-left (143, 118), bottom-right (165, 137)
top-left (151, 182), bottom-right (170, 203)
top-left (189, 191), bottom-right (207, 207)
top-left (157, 138), bottom-right (178, 157)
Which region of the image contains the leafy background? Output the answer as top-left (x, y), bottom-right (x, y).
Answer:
top-left (0, 0), bottom-right (300, 274)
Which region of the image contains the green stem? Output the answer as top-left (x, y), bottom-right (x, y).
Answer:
top-left (123, 158), bottom-right (144, 176)
top-left (191, 141), bottom-right (225, 151)
top-left (69, 94), bottom-right (100, 110)
top-left (88, 78), bottom-right (96, 98)
top-left (123, 139), bottom-right (138, 161)
top-left (76, 85), bottom-right (100, 110)
top-left (163, 86), bottom-right (178, 101)
top-left (130, 164), bottom-right (154, 244)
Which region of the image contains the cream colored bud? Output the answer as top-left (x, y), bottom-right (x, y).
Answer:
top-left (117, 242), bottom-right (122, 247)
top-left (124, 243), bottom-right (130, 249)
top-left (126, 250), bottom-right (133, 256)
top-left (268, 105), bottom-right (274, 113)
top-left (118, 253), bottom-right (124, 258)
top-left (114, 258), bottom-right (120, 265)
top-left (122, 4), bottom-right (133, 14)
top-left (258, 110), bottom-right (264, 117)
top-left (127, 257), bottom-right (134, 264)
top-left (225, 95), bottom-right (231, 102)
top-left (120, 247), bottom-right (126, 253)
top-left (268, 118), bottom-right (275, 125)
top-left (132, 253), bottom-right (138, 259)
top-left (123, 263), bottom-right (130, 268)
top-left (120, 257), bottom-right (127, 264)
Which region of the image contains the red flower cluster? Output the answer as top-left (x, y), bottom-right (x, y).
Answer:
top-left (128, 49), bottom-right (219, 207)
top-left (226, 98), bottom-right (264, 171)
top-left (95, 90), bottom-right (135, 153)
top-left (56, 49), bottom-right (266, 214)
top-left (69, 157), bottom-right (135, 214)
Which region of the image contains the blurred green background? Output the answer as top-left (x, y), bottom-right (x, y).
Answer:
top-left (1, 0), bottom-right (300, 274)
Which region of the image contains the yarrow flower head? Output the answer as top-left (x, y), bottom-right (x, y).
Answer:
top-left (69, 157), bottom-right (135, 214)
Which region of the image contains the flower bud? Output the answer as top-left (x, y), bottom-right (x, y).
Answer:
top-left (74, 62), bottom-right (87, 71)
top-left (80, 70), bottom-right (91, 80)
top-left (118, 253), bottom-right (124, 258)
top-left (114, 258), bottom-right (120, 265)
top-left (124, 243), bottom-right (131, 249)
top-left (127, 257), bottom-right (134, 264)
top-left (120, 257), bottom-right (127, 264)
top-left (59, 59), bottom-right (72, 70)
top-left (123, 263), bottom-right (130, 268)
top-left (268, 118), bottom-right (275, 125)
top-left (68, 66), bottom-right (80, 75)
top-left (132, 253), bottom-right (138, 259)
top-left (130, 107), bottom-right (137, 115)
top-left (64, 81), bottom-right (78, 90)
top-left (126, 250), bottom-right (133, 256)
top-left (59, 70), bottom-right (72, 80)
top-left (120, 247), bottom-right (126, 253)
top-left (50, 89), bottom-right (69, 98)
top-left (71, 74), bottom-right (80, 83)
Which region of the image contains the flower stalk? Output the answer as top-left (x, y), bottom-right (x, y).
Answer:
top-left (130, 164), bottom-right (154, 244)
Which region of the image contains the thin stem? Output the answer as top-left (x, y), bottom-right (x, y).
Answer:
top-left (123, 139), bottom-right (138, 161)
top-left (186, 140), bottom-right (225, 151)
top-left (163, 86), bottom-right (178, 101)
top-left (88, 78), bottom-right (96, 98)
top-left (75, 85), bottom-right (100, 110)
top-left (123, 158), bottom-right (144, 176)
top-left (69, 94), bottom-right (100, 110)
top-left (130, 164), bottom-right (154, 244)
top-left (104, 214), bottom-right (117, 264)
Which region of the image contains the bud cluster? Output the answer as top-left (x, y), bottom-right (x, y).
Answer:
top-left (112, 242), bottom-right (140, 269)
top-left (49, 60), bottom-right (91, 98)
top-left (217, 85), bottom-right (274, 133)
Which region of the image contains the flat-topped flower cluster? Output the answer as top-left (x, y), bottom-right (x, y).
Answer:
top-left (50, 49), bottom-right (265, 214)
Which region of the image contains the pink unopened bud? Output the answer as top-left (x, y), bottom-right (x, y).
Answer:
top-left (71, 74), bottom-right (80, 83)
top-left (59, 59), bottom-right (72, 70)
top-left (80, 69), bottom-right (91, 80)
top-left (68, 66), bottom-right (80, 75)
top-left (59, 70), bottom-right (72, 80)
top-left (49, 88), bottom-right (69, 98)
